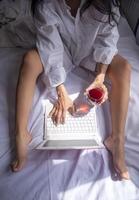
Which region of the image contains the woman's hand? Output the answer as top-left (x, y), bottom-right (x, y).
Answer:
top-left (85, 74), bottom-right (108, 105)
top-left (49, 84), bottom-right (75, 125)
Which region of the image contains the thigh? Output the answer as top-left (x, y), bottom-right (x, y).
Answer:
top-left (23, 49), bottom-right (44, 75)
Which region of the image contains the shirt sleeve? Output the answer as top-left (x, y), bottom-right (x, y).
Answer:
top-left (34, 2), bottom-right (66, 88)
top-left (93, 7), bottom-right (120, 65)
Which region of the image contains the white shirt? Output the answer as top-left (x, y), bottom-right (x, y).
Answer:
top-left (35, 0), bottom-right (120, 87)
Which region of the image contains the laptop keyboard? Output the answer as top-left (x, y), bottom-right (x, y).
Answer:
top-left (46, 108), bottom-right (97, 139)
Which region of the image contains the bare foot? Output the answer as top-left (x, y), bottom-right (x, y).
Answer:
top-left (104, 135), bottom-right (130, 180)
top-left (11, 131), bottom-right (32, 172)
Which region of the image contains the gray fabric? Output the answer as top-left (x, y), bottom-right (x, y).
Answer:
top-left (0, 0), bottom-right (36, 47)
top-left (122, 0), bottom-right (139, 31)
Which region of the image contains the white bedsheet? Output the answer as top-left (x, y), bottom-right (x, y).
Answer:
top-left (0, 17), bottom-right (139, 200)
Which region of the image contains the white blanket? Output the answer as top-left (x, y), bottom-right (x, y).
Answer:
top-left (0, 18), bottom-right (139, 200)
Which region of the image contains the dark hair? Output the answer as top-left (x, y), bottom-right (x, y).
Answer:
top-left (32, 0), bottom-right (121, 24)
top-left (31, 0), bottom-right (42, 15)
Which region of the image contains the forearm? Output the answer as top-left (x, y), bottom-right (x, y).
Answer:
top-left (95, 63), bottom-right (109, 83)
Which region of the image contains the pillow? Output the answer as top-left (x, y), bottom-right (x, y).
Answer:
top-left (0, 0), bottom-right (36, 48)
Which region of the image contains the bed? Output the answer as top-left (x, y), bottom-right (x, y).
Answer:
top-left (0, 17), bottom-right (139, 200)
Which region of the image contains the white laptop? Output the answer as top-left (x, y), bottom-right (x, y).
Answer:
top-left (36, 70), bottom-right (105, 150)
top-left (37, 93), bottom-right (104, 150)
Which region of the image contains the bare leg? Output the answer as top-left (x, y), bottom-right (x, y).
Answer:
top-left (104, 55), bottom-right (131, 180)
top-left (12, 50), bottom-right (43, 172)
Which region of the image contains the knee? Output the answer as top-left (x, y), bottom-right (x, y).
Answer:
top-left (121, 59), bottom-right (131, 77)
top-left (110, 59), bottom-right (131, 84)
top-left (21, 50), bottom-right (43, 75)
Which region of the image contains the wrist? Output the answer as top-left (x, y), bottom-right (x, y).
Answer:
top-left (56, 83), bottom-right (65, 91)
top-left (95, 74), bottom-right (105, 83)
top-left (56, 84), bottom-right (68, 97)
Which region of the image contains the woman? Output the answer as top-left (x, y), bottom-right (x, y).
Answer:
top-left (12, 0), bottom-right (131, 180)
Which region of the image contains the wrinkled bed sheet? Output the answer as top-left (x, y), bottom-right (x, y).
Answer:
top-left (0, 18), bottom-right (139, 200)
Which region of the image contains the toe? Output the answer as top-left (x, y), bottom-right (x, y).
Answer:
top-left (11, 158), bottom-right (26, 172)
top-left (11, 160), bottom-right (18, 171)
top-left (114, 164), bottom-right (130, 180)
top-left (121, 171), bottom-right (130, 180)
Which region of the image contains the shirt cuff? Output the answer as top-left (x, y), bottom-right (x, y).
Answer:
top-left (46, 67), bottom-right (67, 88)
top-left (93, 47), bottom-right (118, 65)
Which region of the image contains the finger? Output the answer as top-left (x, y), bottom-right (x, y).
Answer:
top-left (61, 99), bottom-right (67, 124)
top-left (56, 103), bottom-right (63, 125)
top-left (99, 99), bottom-right (105, 105)
top-left (103, 85), bottom-right (108, 95)
top-left (85, 82), bottom-right (96, 92)
top-left (54, 101), bottom-right (64, 125)
top-left (52, 104), bottom-right (59, 125)
top-left (52, 110), bottom-right (58, 125)
top-left (85, 85), bottom-right (94, 93)
top-left (103, 96), bottom-right (108, 102)
top-left (69, 103), bottom-right (76, 115)
top-left (104, 89), bottom-right (108, 100)
top-left (97, 94), bottom-right (107, 105)
top-left (104, 92), bottom-right (108, 101)
top-left (98, 101), bottom-right (104, 106)
top-left (98, 95), bottom-right (108, 105)
top-left (73, 103), bottom-right (77, 113)
top-left (103, 85), bottom-right (108, 93)
top-left (84, 90), bottom-right (89, 96)
top-left (102, 91), bottom-right (108, 101)
top-left (49, 104), bottom-right (57, 117)
top-left (61, 107), bottom-right (66, 124)
top-left (101, 85), bottom-right (108, 99)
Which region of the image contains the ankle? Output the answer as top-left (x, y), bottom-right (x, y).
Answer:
top-left (112, 135), bottom-right (125, 144)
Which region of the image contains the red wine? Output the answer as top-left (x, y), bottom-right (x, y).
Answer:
top-left (88, 88), bottom-right (104, 104)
